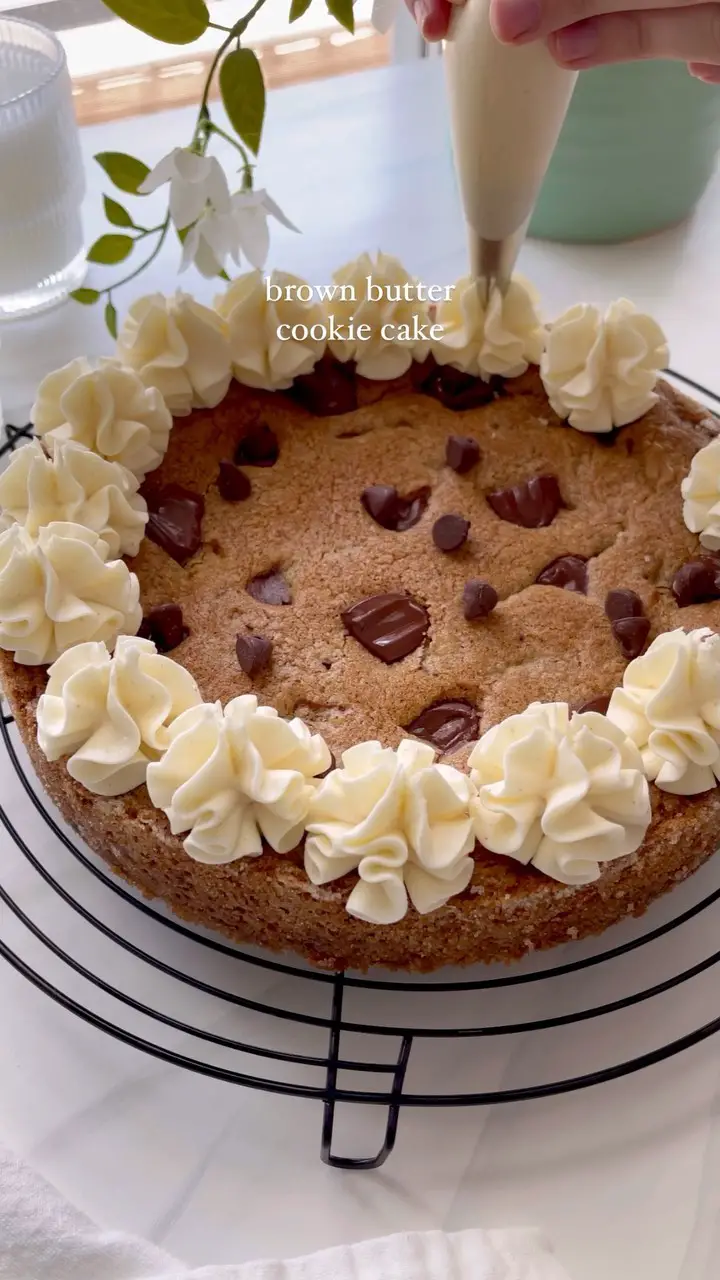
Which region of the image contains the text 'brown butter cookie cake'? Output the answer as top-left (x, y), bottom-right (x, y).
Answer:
top-left (2, 253), bottom-right (720, 972)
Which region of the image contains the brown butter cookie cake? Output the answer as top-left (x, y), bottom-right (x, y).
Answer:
top-left (2, 257), bottom-right (720, 972)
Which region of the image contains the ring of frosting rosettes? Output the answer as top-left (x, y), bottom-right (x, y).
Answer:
top-left (2, 251), bottom-right (720, 928)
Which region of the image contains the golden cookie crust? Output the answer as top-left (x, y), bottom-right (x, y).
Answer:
top-left (3, 369), bottom-right (720, 972)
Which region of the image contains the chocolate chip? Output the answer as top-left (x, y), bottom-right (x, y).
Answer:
top-left (433, 514), bottom-right (469, 552)
top-left (613, 615), bottom-right (651, 660)
top-left (577, 695), bottom-right (611, 715)
top-left (603, 589), bottom-right (649, 659)
top-left (236, 633), bottom-right (273, 676)
top-left (234, 423), bottom-right (279, 468)
top-left (361, 484), bottom-right (430, 532)
top-left (146, 485), bottom-right (204, 566)
top-left (487, 474), bottom-right (562, 528)
top-left (137, 603), bottom-right (188, 652)
top-left (605, 588), bottom-right (644, 622)
top-left (462, 579), bottom-right (498, 620)
top-left (536, 555), bottom-right (588, 594)
top-left (217, 460), bottom-right (252, 501)
top-left (672, 560), bottom-right (720, 607)
top-left (412, 355), bottom-right (500, 411)
top-left (446, 434), bottom-right (481, 474)
top-left (247, 570), bottom-right (292, 605)
top-left (290, 354), bottom-right (358, 416)
top-left (404, 699), bottom-right (480, 753)
top-left (342, 592), bottom-right (429, 663)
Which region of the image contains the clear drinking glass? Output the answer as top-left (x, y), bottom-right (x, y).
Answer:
top-left (0, 16), bottom-right (86, 318)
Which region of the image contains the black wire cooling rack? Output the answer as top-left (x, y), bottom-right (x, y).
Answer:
top-left (2, 370), bottom-right (720, 1171)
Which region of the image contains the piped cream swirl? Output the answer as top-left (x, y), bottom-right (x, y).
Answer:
top-left (540, 299), bottom-right (669, 433)
top-left (328, 252), bottom-right (431, 379)
top-left (215, 269), bottom-right (326, 391)
top-left (0, 439), bottom-right (147, 558)
top-left (431, 274), bottom-right (544, 380)
top-left (469, 702), bottom-right (651, 885)
top-left (681, 437), bottom-right (720, 551)
top-left (116, 291), bottom-right (232, 416)
top-left (304, 739), bottom-right (476, 925)
top-left (607, 627), bottom-right (720, 795)
top-left (0, 522), bottom-right (141, 666)
top-left (32, 357), bottom-right (172, 479)
top-left (146, 695), bottom-right (331, 862)
top-left (37, 635), bottom-right (202, 796)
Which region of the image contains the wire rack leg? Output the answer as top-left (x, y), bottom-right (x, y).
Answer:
top-left (321, 973), bottom-right (413, 1170)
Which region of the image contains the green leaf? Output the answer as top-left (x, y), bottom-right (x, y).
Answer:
top-left (217, 268), bottom-right (231, 282)
top-left (289, 0), bottom-right (313, 18)
top-left (87, 234), bottom-right (135, 265)
top-left (219, 48), bottom-right (265, 156)
top-left (101, 0), bottom-right (209, 44)
top-left (70, 287), bottom-right (100, 305)
top-left (103, 194), bottom-right (134, 228)
top-left (326, 0), bottom-right (354, 32)
top-left (95, 152), bottom-right (150, 194)
top-left (105, 301), bottom-right (118, 339)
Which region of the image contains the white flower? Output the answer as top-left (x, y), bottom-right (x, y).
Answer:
top-left (230, 189), bottom-right (298, 269)
top-left (139, 147), bottom-right (231, 231)
top-left (180, 187), bottom-right (299, 279)
top-left (179, 207), bottom-right (238, 279)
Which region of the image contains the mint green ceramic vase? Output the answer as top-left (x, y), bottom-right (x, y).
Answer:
top-left (530, 62), bottom-right (720, 243)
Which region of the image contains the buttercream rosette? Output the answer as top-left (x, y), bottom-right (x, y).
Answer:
top-left (32, 357), bottom-right (172, 479)
top-left (116, 290), bottom-right (232, 416)
top-left (146, 695), bottom-right (332, 862)
top-left (469, 702), bottom-right (651, 885)
top-left (304, 739), bottom-right (476, 924)
top-left (431, 274), bottom-right (545, 381)
top-left (607, 627), bottom-right (720, 795)
top-left (37, 635), bottom-right (202, 797)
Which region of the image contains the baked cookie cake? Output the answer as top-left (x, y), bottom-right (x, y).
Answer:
top-left (2, 254), bottom-right (720, 972)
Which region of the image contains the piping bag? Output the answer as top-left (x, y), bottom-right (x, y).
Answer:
top-left (444, 0), bottom-right (578, 299)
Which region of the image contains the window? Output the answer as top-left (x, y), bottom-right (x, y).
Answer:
top-left (1, 0), bottom-right (391, 123)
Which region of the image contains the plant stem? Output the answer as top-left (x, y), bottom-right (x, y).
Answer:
top-left (207, 121), bottom-right (252, 170)
top-left (207, 20), bottom-right (233, 31)
top-left (198, 0), bottom-right (269, 117)
top-left (102, 216), bottom-right (170, 298)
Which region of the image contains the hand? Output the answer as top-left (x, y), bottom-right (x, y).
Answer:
top-left (402, 0), bottom-right (465, 41)
top-left (490, 0), bottom-right (720, 82)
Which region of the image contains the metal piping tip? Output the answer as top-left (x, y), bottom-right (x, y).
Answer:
top-left (468, 222), bottom-right (531, 304)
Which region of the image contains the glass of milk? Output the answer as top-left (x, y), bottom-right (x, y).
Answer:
top-left (0, 16), bottom-right (86, 318)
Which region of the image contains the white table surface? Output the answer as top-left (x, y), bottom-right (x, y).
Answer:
top-left (1, 57), bottom-right (720, 1280)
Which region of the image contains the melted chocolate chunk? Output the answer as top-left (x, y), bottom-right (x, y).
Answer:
top-left (361, 484), bottom-right (430, 531)
top-left (137, 603), bottom-right (188, 652)
top-left (577, 694), bottom-right (611, 716)
top-left (605, 588), bottom-right (644, 622)
top-left (672, 560), bottom-right (720, 607)
top-left (412, 355), bottom-right (501, 411)
top-left (487, 474), bottom-right (562, 529)
top-left (404, 699), bottom-right (480, 753)
top-left (536, 555), bottom-right (588, 594)
top-left (342, 592), bottom-right (429, 663)
top-left (291, 354), bottom-right (358, 417)
top-left (146, 485), bottom-right (204, 566)
top-left (462, 579), bottom-right (498, 620)
top-left (613, 615), bottom-right (651, 660)
top-left (246, 570), bottom-right (292, 605)
top-left (446, 434), bottom-right (481, 474)
top-left (432, 513), bottom-right (470, 552)
top-left (234, 423), bottom-right (279, 468)
top-left (236, 633), bottom-right (273, 676)
top-left (593, 428), bottom-right (623, 448)
top-left (217, 460), bottom-right (252, 501)
top-left (604, 589), bottom-right (649, 659)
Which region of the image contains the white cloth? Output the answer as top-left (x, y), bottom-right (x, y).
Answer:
top-left (0, 1144), bottom-right (573, 1280)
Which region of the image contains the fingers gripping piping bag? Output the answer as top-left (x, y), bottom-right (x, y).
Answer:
top-left (444, 0), bottom-right (578, 295)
